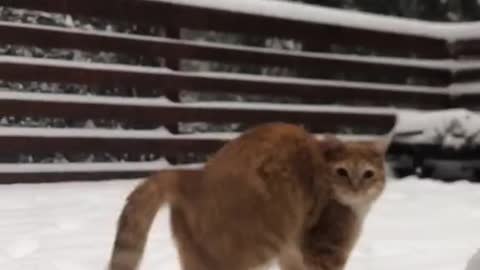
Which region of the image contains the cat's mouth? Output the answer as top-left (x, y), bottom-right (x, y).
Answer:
top-left (332, 184), bottom-right (383, 206)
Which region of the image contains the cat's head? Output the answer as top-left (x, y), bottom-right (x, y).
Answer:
top-left (319, 135), bottom-right (390, 206)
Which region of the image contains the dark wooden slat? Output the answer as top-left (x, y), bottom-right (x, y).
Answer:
top-left (3, 142), bottom-right (478, 184)
top-left (451, 40), bottom-right (480, 58)
top-left (390, 142), bottom-right (480, 160)
top-left (452, 96), bottom-right (480, 109)
top-left (449, 82), bottom-right (480, 109)
top-left (0, 56), bottom-right (450, 108)
top-left (0, 130), bottom-right (227, 155)
top-left (0, 165), bottom-right (202, 184)
top-left (0, 171), bottom-right (152, 183)
top-left (3, 0), bottom-right (450, 57)
top-left (0, 92), bottom-right (397, 133)
top-left (450, 91), bottom-right (480, 109)
top-left (0, 22), bottom-right (452, 85)
top-left (452, 63), bottom-right (480, 83)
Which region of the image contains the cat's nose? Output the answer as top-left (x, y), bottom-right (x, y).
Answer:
top-left (349, 177), bottom-right (363, 190)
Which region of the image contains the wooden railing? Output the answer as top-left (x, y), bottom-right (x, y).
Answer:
top-left (0, 0), bottom-right (480, 183)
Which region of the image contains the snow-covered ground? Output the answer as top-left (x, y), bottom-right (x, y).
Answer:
top-left (1, 177), bottom-right (479, 270)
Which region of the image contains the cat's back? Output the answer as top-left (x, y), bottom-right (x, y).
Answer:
top-left (177, 123), bottom-right (320, 268)
top-left (206, 122), bottom-right (316, 173)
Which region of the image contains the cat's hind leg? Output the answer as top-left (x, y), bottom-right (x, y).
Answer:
top-left (170, 207), bottom-right (218, 270)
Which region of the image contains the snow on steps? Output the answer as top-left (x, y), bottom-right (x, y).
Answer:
top-left (394, 109), bottom-right (480, 150)
top-left (0, 21), bottom-right (457, 72)
top-left (1, 91), bottom-right (480, 151)
top-left (0, 108), bottom-right (479, 182)
top-left (0, 159), bottom-right (201, 174)
top-left (0, 89), bottom-right (398, 115)
top-left (0, 56), bottom-right (446, 96)
top-left (153, 0), bottom-right (480, 41)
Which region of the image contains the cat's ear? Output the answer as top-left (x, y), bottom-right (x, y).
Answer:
top-left (371, 136), bottom-right (392, 156)
top-left (318, 134), bottom-right (344, 159)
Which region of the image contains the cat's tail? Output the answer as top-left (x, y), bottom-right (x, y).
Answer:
top-left (108, 170), bottom-right (197, 270)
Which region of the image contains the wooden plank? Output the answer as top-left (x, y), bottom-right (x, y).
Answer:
top-left (0, 22), bottom-right (452, 85)
top-left (1, 141), bottom-right (478, 183)
top-left (447, 23), bottom-right (480, 58)
top-left (451, 61), bottom-right (480, 82)
top-left (3, 0), bottom-right (450, 57)
top-left (0, 128), bottom-right (227, 155)
top-left (449, 82), bottom-right (480, 109)
top-left (0, 162), bottom-right (202, 183)
top-left (0, 91), bottom-right (397, 133)
top-left (0, 56), bottom-right (450, 108)
top-left (451, 39), bottom-right (480, 58)
top-left (0, 170), bottom-right (151, 183)
top-left (451, 94), bottom-right (480, 109)
top-left (389, 142), bottom-right (480, 160)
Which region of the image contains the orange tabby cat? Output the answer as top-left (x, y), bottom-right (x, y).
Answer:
top-left (108, 122), bottom-right (389, 270)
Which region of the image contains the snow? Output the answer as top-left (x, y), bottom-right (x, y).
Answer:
top-left (394, 109), bottom-right (480, 149)
top-left (0, 126), bottom-right (238, 140)
top-left (3, 86), bottom-right (480, 150)
top-left (5, 0), bottom-right (480, 42)
top-left (466, 249), bottom-right (480, 270)
top-left (0, 176), bottom-right (479, 270)
top-left (5, 90), bottom-right (480, 150)
top-left (0, 56), bottom-right (444, 96)
top-left (149, 0), bottom-right (480, 41)
top-left (6, 21), bottom-right (480, 75)
top-left (0, 90), bottom-right (399, 115)
top-left (150, 0), bottom-right (452, 39)
top-left (450, 82), bottom-right (480, 95)
top-left (190, 70), bottom-right (443, 94)
top-left (0, 160), bottom-right (202, 173)
top-left (0, 56), bottom-right (172, 74)
top-left (0, 21), bottom-right (459, 72)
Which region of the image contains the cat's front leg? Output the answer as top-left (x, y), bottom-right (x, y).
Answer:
top-left (278, 245), bottom-right (306, 270)
top-left (301, 244), bottom-right (348, 270)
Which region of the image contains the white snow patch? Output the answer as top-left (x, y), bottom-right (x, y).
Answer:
top-left (0, 55), bottom-right (444, 96)
top-left (151, 0), bottom-right (454, 39)
top-left (0, 89), bottom-right (399, 115)
top-left (149, 0), bottom-right (480, 41)
top-left (0, 160), bottom-right (202, 173)
top-left (394, 109), bottom-right (480, 149)
top-left (0, 21), bottom-right (458, 71)
top-left (466, 249), bottom-right (480, 270)
top-left (0, 177), bottom-right (479, 269)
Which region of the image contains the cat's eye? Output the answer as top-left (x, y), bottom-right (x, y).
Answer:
top-left (363, 169), bottom-right (374, 179)
top-left (336, 167), bottom-right (349, 178)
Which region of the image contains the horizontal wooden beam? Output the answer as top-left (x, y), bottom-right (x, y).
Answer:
top-left (451, 39), bottom-right (480, 58)
top-left (3, 0), bottom-right (450, 57)
top-left (1, 140), bottom-right (479, 183)
top-left (449, 82), bottom-right (480, 109)
top-left (0, 170), bottom-right (151, 183)
top-left (0, 22), bottom-right (452, 85)
top-left (0, 56), bottom-right (450, 108)
top-left (0, 127), bottom-right (227, 155)
top-left (0, 162), bottom-right (202, 183)
top-left (451, 62), bottom-right (480, 83)
top-left (389, 142), bottom-right (480, 160)
top-left (0, 91), bottom-right (397, 133)
top-left (451, 94), bottom-right (480, 109)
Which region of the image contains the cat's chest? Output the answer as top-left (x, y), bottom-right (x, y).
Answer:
top-left (349, 203), bottom-right (372, 221)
